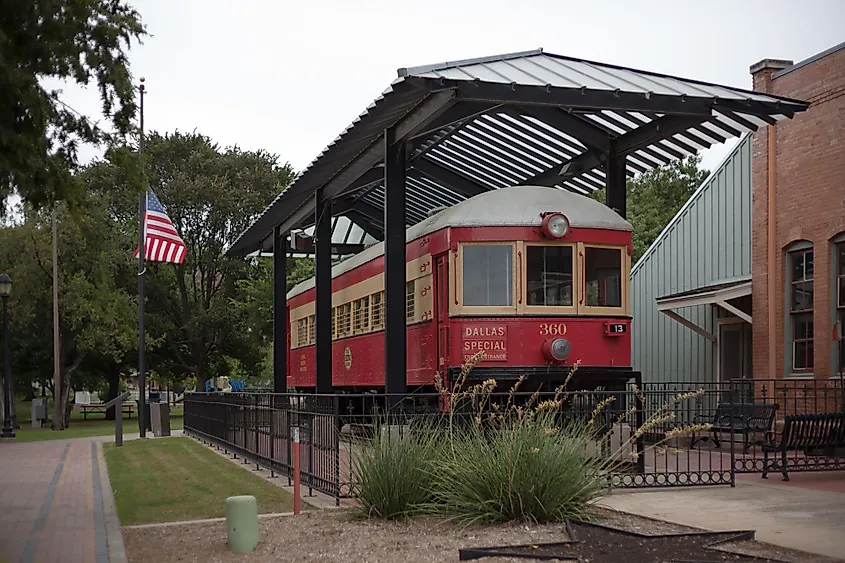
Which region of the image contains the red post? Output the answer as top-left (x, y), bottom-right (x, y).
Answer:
top-left (293, 426), bottom-right (301, 515)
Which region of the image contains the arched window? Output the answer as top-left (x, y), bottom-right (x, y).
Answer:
top-left (785, 241), bottom-right (814, 374)
top-left (834, 234), bottom-right (845, 376)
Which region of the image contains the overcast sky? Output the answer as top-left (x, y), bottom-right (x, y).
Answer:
top-left (56, 0), bottom-right (844, 179)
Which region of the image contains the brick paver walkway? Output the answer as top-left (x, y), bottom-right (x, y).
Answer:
top-left (0, 440), bottom-right (109, 563)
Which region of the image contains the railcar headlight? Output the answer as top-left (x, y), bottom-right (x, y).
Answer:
top-left (541, 212), bottom-right (569, 239)
top-left (542, 338), bottom-right (571, 362)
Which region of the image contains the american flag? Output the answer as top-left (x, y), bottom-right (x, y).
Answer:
top-left (135, 188), bottom-right (187, 264)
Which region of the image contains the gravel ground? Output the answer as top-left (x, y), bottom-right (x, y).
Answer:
top-left (122, 507), bottom-right (843, 563)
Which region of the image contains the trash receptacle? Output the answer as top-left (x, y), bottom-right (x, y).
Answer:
top-left (144, 391), bottom-right (161, 431)
top-left (150, 402), bottom-right (171, 437)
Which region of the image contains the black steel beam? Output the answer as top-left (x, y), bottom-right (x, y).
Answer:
top-left (445, 80), bottom-right (719, 116)
top-left (524, 150), bottom-right (604, 187)
top-left (524, 110), bottom-right (721, 187)
top-left (614, 115), bottom-right (711, 156)
top-left (384, 127), bottom-right (407, 406)
top-left (273, 226), bottom-right (287, 393)
top-left (605, 152), bottom-right (627, 218)
top-left (409, 105), bottom-right (503, 161)
top-left (710, 99), bottom-right (789, 122)
top-left (516, 105), bottom-right (611, 152)
top-left (314, 189), bottom-right (333, 393)
top-left (335, 197), bottom-right (385, 227)
top-left (714, 109), bottom-right (761, 132)
top-left (345, 209), bottom-right (384, 240)
top-left (335, 166), bottom-right (384, 198)
top-left (408, 102), bottom-right (500, 142)
top-left (273, 90), bottom-right (457, 238)
top-left (284, 241), bottom-right (365, 255)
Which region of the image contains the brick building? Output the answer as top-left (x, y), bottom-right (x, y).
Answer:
top-left (751, 41), bottom-right (845, 380)
top-left (632, 40), bottom-right (843, 388)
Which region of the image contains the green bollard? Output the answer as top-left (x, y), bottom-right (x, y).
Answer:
top-left (226, 495), bottom-right (259, 553)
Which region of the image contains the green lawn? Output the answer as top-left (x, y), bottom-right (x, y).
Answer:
top-left (10, 399), bottom-right (184, 442)
top-left (103, 437), bottom-right (297, 525)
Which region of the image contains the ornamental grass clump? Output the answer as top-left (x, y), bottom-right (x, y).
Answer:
top-left (350, 351), bottom-right (711, 524)
top-left (350, 418), bottom-right (440, 520)
top-left (422, 411), bottom-right (613, 526)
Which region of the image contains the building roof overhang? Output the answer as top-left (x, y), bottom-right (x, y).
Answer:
top-left (656, 278), bottom-right (752, 342)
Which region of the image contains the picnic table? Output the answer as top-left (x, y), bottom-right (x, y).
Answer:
top-left (75, 402), bottom-right (135, 420)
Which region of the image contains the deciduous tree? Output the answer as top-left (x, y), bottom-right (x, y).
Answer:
top-left (1, 0), bottom-right (147, 212)
top-left (591, 155), bottom-right (709, 263)
top-left (0, 196), bottom-right (136, 429)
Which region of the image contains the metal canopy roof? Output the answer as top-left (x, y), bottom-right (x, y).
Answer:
top-left (228, 48), bottom-right (809, 257)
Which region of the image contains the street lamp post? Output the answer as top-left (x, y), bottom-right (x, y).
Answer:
top-left (0, 273), bottom-right (14, 439)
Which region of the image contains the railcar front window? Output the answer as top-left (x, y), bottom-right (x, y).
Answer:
top-left (463, 245), bottom-right (512, 306)
top-left (526, 246), bottom-right (573, 306)
top-left (584, 247), bottom-right (622, 308)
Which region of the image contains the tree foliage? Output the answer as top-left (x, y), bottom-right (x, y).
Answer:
top-left (0, 0), bottom-right (147, 212)
top-left (80, 131), bottom-right (295, 390)
top-left (591, 155), bottom-right (709, 263)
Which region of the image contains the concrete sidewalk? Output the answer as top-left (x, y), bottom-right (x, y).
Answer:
top-left (598, 477), bottom-right (845, 560)
top-left (0, 439), bottom-right (126, 563)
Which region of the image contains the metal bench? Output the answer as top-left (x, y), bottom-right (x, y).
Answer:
top-left (690, 402), bottom-right (779, 453)
top-left (762, 412), bottom-right (845, 481)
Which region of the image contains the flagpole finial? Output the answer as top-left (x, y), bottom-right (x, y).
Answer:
top-left (140, 76), bottom-right (145, 83)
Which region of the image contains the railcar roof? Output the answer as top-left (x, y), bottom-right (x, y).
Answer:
top-left (287, 185), bottom-right (631, 299)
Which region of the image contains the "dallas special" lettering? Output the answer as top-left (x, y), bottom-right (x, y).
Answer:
top-left (463, 340), bottom-right (507, 351)
top-left (464, 326), bottom-right (506, 337)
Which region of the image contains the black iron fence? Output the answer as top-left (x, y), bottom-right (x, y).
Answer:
top-left (724, 378), bottom-right (845, 475)
top-left (183, 379), bottom-right (845, 502)
top-left (185, 393), bottom-right (342, 501)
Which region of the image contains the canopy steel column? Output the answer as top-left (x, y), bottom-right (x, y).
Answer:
top-left (273, 226), bottom-right (287, 392)
top-left (314, 189), bottom-right (333, 393)
top-left (606, 152), bottom-right (628, 218)
top-left (384, 127), bottom-right (407, 408)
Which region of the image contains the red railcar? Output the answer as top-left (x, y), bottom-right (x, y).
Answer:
top-left (286, 185), bottom-right (637, 404)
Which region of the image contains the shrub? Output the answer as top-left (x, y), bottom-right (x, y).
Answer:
top-left (350, 419), bottom-right (441, 519)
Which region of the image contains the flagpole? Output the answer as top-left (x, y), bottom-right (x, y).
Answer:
top-left (138, 76), bottom-right (147, 439)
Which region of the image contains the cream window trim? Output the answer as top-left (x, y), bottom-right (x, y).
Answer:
top-left (577, 242), bottom-right (629, 316)
top-left (518, 241), bottom-right (578, 315)
top-left (454, 241), bottom-right (518, 315)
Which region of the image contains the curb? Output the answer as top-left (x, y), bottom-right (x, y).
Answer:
top-left (96, 442), bottom-right (128, 563)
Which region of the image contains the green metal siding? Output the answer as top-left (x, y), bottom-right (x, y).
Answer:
top-left (631, 134), bottom-right (752, 384)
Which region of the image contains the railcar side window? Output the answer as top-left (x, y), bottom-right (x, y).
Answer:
top-left (463, 245), bottom-right (513, 307)
top-left (406, 281), bottom-right (416, 319)
top-left (353, 299), bottom-right (364, 332)
top-left (584, 247), bottom-right (622, 308)
top-left (308, 315), bottom-right (316, 344)
top-left (526, 246), bottom-right (573, 306)
top-left (342, 303), bottom-right (352, 335)
top-left (372, 291), bottom-right (383, 328)
top-left (296, 318), bottom-right (308, 347)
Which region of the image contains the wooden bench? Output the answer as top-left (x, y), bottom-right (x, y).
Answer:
top-left (690, 402), bottom-right (779, 453)
top-left (762, 413), bottom-right (845, 481)
top-left (75, 402), bottom-right (135, 420)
